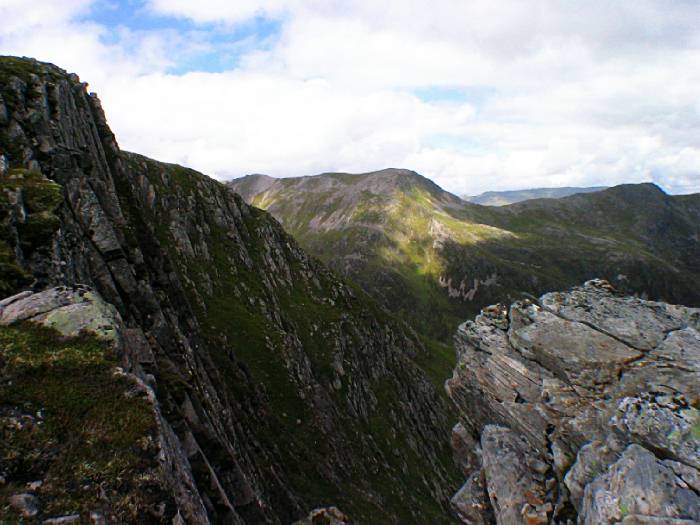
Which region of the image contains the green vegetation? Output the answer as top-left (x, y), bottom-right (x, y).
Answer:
top-left (415, 337), bottom-right (457, 392)
top-left (232, 172), bottom-right (700, 346)
top-left (117, 153), bottom-right (459, 524)
top-left (0, 168), bottom-right (64, 295)
top-left (0, 56), bottom-right (61, 88)
top-left (0, 323), bottom-right (170, 522)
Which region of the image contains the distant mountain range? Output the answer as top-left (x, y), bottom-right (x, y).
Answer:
top-left (229, 170), bottom-right (700, 342)
top-left (463, 186), bottom-right (608, 205)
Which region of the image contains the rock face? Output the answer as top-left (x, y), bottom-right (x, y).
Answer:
top-left (0, 285), bottom-right (121, 340)
top-left (446, 279), bottom-right (700, 524)
top-left (292, 507), bottom-right (351, 525)
top-left (0, 56), bottom-right (459, 523)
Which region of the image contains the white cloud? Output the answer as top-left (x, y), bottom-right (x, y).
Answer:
top-left (146, 0), bottom-right (295, 25)
top-left (1, 0), bottom-right (699, 195)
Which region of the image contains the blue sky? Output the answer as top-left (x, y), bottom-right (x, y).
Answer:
top-left (84, 0), bottom-right (283, 74)
top-left (1, 0), bottom-right (699, 195)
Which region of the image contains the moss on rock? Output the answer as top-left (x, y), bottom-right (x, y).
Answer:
top-left (0, 169), bottom-right (63, 294)
top-left (0, 323), bottom-right (172, 523)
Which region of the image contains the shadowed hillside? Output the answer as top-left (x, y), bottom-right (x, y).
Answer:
top-left (230, 172), bottom-right (700, 342)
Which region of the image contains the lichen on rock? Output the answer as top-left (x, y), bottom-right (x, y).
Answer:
top-left (0, 286), bottom-right (121, 340)
top-left (0, 287), bottom-right (173, 523)
top-left (447, 279), bottom-right (700, 524)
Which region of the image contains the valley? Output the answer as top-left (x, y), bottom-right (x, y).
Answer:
top-left (1, 56), bottom-right (699, 525)
top-left (230, 170), bottom-right (700, 343)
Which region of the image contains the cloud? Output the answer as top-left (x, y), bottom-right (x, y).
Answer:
top-left (1, 0), bottom-right (699, 195)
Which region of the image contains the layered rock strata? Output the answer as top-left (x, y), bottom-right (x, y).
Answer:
top-left (0, 56), bottom-right (458, 523)
top-left (447, 279), bottom-right (700, 524)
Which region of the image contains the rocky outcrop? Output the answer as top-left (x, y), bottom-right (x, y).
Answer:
top-left (446, 279), bottom-right (700, 524)
top-left (0, 56), bottom-right (459, 523)
top-left (0, 286), bottom-right (181, 523)
top-left (0, 286), bottom-right (121, 340)
top-left (292, 507), bottom-right (351, 525)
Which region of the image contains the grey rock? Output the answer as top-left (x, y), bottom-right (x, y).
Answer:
top-left (542, 279), bottom-right (698, 351)
top-left (663, 459), bottom-right (700, 493)
top-left (447, 280), bottom-right (700, 524)
top-left (451, 422), bottom-right (480, 475)
top-left (481, 425), bottom-right (549, 525)
top-left (89, 511), bottom-right (107, 525)
top-left (294, 507), bottom-right (351, 524)
top-left (564, 437), bottom-right (621, 510)
top-left (450, 469), bottom-right (492, 525)
top-left (9, 493), bottom-right (39, 518)
top-left (43, 515), bottom-right (81, 525)
top-left (580, 444), bottom-right (700, 524)
top-left (0, 286), bottom-right (122, 341)
top-left (611, 394), bottom-right (700, 469)
top-left (509, 301), bottom-right (642, 393)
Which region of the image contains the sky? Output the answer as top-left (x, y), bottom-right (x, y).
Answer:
top-left (1, 0), bottom-right (699, 195)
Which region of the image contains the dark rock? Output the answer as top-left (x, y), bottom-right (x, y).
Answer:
top-left (0, 56), bottom-right (458, 524)
top-left (293, 507), bottom-right (351, 524)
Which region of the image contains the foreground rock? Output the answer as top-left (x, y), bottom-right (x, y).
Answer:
top-left (292, 507), bottom-right (351, 525)
top-left (0, 287), bottom-right (178, 522)
top-left (446, 280), bottom-right (700, 524)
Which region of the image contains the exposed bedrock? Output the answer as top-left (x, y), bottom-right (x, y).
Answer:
top-left (446, 279), bottom-right (700, 524)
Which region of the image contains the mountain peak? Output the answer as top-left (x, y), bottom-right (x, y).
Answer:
top-left (228, 173), bottom-right (277, 201)
top-left (228, 168), bottom-right (462, 208)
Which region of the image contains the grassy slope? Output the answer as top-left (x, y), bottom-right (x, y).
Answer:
top-left (0, 324), bottom-right (169, 523)
top-left (233, 174), bottom-right (700, 343)
top-left (245, 175), bottom-right (510, 342)
top-left (118, 154), bottom-right (459, 524)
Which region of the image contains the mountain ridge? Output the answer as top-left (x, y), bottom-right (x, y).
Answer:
top-left (0, 55), bottom-right (459, 524)
top-left (464, 185), bottom-right (609, 205)
top-left (229, 171), bottom-right (700, 342)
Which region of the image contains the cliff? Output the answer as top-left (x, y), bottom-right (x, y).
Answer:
top-left (0, 56), bottom-right (459, 523)
top-left (446, 279), bottom-right (700, 524)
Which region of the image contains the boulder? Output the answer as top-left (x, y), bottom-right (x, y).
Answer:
top-left (0, 285), bottom-right (122, 341)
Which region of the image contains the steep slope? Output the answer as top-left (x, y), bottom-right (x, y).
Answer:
top-left (0, 288), bottom-right (175, 523)
top-left (463, 186), bottom-right (607, 205)
top-left (0, 56), bottom-right (460, 523)
top-left (446, 279), bottom-right (700, 524)
top-left (229, 172), bottom-right (700, 342)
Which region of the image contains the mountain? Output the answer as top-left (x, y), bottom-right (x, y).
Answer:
top-left (0, 57), bottom-right (460, 523)
top-left (228, 171), bottom-right (700, 342)
top-left (3, 55), bottom-right (700, 525)
top-left (463, 186), bottom-right (607, 206)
